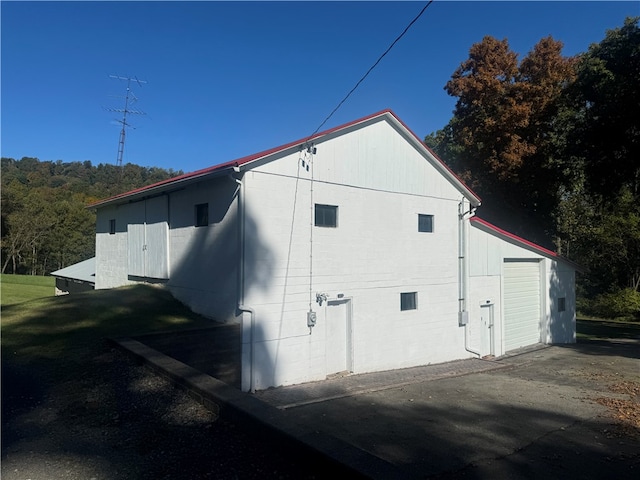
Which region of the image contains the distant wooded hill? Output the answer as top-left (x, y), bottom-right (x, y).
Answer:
top-left (1, 157), bottom-right (182, 275)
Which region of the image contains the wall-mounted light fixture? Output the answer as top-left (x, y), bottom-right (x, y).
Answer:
top-left (316, 292), bottom-right (328, 306)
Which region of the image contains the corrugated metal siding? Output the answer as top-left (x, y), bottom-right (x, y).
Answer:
top-left (504, 261), bottom-right (541, 351)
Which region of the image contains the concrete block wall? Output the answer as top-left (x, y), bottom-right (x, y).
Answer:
top-left (95, 202), bottom-right (144, 289)
top-left (468, 223), bottom-right (577, 358)
top-left (165, 177), bottom-right (239, 321)
top-left (95, 176), bottom-right (240, 322)
top-left (93, 114), bottom-right (576, 392)
top-left (241, 120), bottom-right (470, 390)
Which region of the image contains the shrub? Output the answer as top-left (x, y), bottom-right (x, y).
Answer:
top-left (591, 288), bottom-right (640, 320)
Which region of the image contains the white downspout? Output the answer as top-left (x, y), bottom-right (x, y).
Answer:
top-left (233, 171), bottom-right (256, 393)
top-left (238, 305), bottom-right (256, 393)
top-left (459, 199), bottom-right (480, 357)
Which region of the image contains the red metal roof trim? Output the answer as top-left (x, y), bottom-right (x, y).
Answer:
top-left (88, 162), bottom-right (236, 207)
top-left (470, 216), bottom-right (559, 258)
top-left (470, 216), bottom-right (585, 274)
top-left (89, 109), bottom-right (480, 208)
top-left (387, 112), bottom-right (482, 204)
top-left (471, 216), bottom-right (584, 272)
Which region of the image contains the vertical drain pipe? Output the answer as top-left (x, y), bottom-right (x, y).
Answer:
top-left (234, 170), bottom-right (256, 393)
top-left (238, 305), bottom-right (256, 393)
top-left (459, 199), bottom-right (480, 357)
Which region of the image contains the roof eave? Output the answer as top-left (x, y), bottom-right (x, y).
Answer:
top-left (88, 109), bottom-right (482, 209)
top-left (470, 217), bottom-right (585, 272)
top-left (87, 164), bottom-right (239, 209)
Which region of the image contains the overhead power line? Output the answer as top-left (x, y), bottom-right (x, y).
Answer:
top-left (306, 0), bottom-right (434, 142)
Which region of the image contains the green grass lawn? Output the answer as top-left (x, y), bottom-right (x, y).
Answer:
top-left (1, 273), bottom-right (55, 306)
top-left (1, 284), bottom-right (217, 383)
top-left (576, 317), bottom-right (640, 341)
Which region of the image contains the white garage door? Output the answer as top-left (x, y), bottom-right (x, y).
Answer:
top-left (504, 260), bottom-right (541, 351)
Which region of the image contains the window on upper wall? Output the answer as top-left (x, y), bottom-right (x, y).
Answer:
top-left (315, 204), bottom-right (338, 228)
top-left (558, 297), bottom-right (566, 312)
top-left (401, 292), bottom-right (417, 311)
top-left (109, 219), bottom-right (116, 235)
top-left (418, 214), bottom-right (434, 233)
top-left (195, 203), bottom-right (209, 227)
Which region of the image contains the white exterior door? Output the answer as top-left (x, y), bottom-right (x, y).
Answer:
top-left (145, 221), bottom-right (169, 279)
top-left (127, 223), bottom-right (146, 277)
top-left (503, 260), bottom-right (541, 351)
top-left (127, 197), bottom-right (169, 280)
top-left (325, 299), bottom-right (351, 376)
top-left (480, 303), bottom-right (495, 357)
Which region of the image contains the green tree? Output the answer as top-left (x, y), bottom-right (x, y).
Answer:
top-left (46, 193), bottom-right (96, 271)
top-left (1, 183), bottom-right (57, 274)
top-left (1, 156), bottom-right (182, 275)
top-left (568, 17), bottom-right (640, 197)
top-left (557, 17), bottom-right (640, 307)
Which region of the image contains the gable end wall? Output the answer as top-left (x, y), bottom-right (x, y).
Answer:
top-left (240, 120), bottom-right (472, 389)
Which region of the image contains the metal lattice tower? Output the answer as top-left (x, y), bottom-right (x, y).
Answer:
top-left (107, 75), bottom-right (147, 167)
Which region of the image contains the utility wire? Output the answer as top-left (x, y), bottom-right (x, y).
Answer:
top-left (306, 0), bottom-right (434, 141)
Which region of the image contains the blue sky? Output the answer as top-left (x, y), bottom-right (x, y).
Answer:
top-left (2, 1), bottom-right (638, 173)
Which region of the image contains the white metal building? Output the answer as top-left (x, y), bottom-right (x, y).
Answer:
top-left (91, 110), bottom-right (578, 392)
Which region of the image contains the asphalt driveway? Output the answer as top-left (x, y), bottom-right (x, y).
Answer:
top-left (253, 341), bottom-right (640, 478)
top-left (4, 324), bottom-right (637, 479)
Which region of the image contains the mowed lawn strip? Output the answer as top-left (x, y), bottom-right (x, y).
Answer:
top-left (1, 273), bottom-right (55, 306)
top-left (1, 284), bottom-right (216, 384)
top-left (577, 317), bottom-right (640, 341)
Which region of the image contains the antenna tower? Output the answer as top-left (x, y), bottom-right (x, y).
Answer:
top-left (107, 75), bottom-right (147, 167)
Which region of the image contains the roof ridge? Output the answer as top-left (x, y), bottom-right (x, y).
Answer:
top-left (88, 109), bottom-right (480, 208)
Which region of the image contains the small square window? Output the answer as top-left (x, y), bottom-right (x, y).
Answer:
top-left (315, 204), bottom-right (338, 228)
top-left (195, 203), bottom-right (209, 227)
top-left (418, 214), bottom-right (434, 233)
top-left (109, 219), bottom-right (116, 235)
top-left (401, 292), bottom-right (417, 311)
top-left (558, 297), bottom-right (566, 312)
